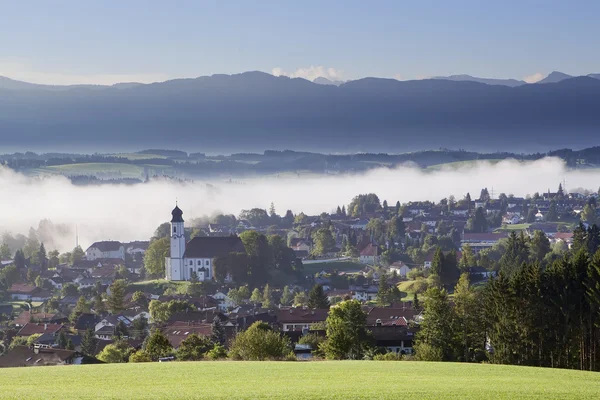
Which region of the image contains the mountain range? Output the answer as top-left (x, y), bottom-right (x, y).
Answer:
top-left (1, 71), bottom-right (599, 153)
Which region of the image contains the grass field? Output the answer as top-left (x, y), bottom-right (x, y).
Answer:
top-left (45, 163), bottom-right (144, 177)
top-left (495, 223), bottom-right (531, 231)
top-left (1, 361), bottom-right (599, 399)
top-left (302, 260), bottom-right (364, 275)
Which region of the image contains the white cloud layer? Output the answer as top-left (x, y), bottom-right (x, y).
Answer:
top-left (0, 57), bottom-right (169, 85)
top-left (0, 158), bottom-right (598, 252)
top-left (272, 66), bottom-right (345, 81)
top-left (523, 72), bottom-right (544, 83)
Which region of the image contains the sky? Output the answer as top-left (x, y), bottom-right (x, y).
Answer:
top-left (0, 0), bottom-right (599, 85)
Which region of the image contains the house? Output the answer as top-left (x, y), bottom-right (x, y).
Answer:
top-left (275, 308), bottom-right (329, 332)
top-left (94, 315), bottom-right (132, 340)
top-left (86, 241), bottom-right (125, 261)
top-left (468, 266), bottom-right (495, 280)
top-left (371, 326), bottom-right (415, 355)
top-left (461, 232), bottom-right (509, 254)
top-left (165, 205), bottom-right (246, 282)
top-left (451, 206), bottom-right (470, 217)
top-left (349, 285), bottom-right (379, 302)
top-left (502, 213), bottom-right (521, 225)
top-left (289, 238), bottom-right (312, 253)
top-left (0, 346), bottom-right (88, 368)
top-left (359, 244), bottom-right (380, 265)
top-left (125, 241), bottom-right (149, 257)
top-left (74, 313), bottom-right (101, 334)
top-left (388, 261), bottom-right (412, 278)
top-left (17, 323), bottom-right (65, 337)
top-left (161, 322), bottom-right (213, 348)
top-left (14, 312), bottom-right (65, 327)
top-left (211, 292), bottom-right (237, 310)
top-left (7, 284), bottom-right (52, 301)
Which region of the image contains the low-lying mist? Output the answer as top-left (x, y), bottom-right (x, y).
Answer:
top-left (0, 157), bottom-right (598, 252)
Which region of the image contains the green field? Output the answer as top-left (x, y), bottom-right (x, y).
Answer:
top-left (426, 159), bottom-right (504, 171)
top-left (495, 223), bottom-right (531, 231)
top-left (303, 260), bottom-right (364, 275)
top-left (45, 163), bottom-right (144, 177)
top-left (1, 361), bottom-right (599, 399)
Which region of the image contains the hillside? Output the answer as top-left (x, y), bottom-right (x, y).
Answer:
top-left (1, 72), bottom-right (600, 153)
top-left (1, 361), bottom-right (599, 399)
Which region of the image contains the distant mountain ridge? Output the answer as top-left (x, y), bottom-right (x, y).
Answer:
top-left (434, 74), bottom-right (526, 87)
top-left (1, 71), bottom-right (600, 153)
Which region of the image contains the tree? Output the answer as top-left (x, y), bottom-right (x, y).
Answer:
top-left (280, 285), bottom-right (294, 306)
top-left (131, 291), bottom-right (148, 308)
top-left (0, 265), bottom-right (19, 287)
top-left (144, 237), bottom-right (170, 278)
top-left (115, 320), bottom-right (129, 338)
top-left (470, 207), bottom-right (488, 233)
top-left (459, 244), bottom-right (476, 271)
top-left (308, 284), bottom-right (330, 309)
top-left (322, 300), bottom-right (371, 360)
top-left (229, 321), bottom-right (292, 360)
top-left (211, 316), bottom-right (226, 346)
top-left (413, 287), bottom-right (456, 361)
top-left (97, 340), bottom-right (134, 363)
top-left (530, 230), bottom-right (551, 262)
top-left (546, 201), bottom-right (558, 222)
top-left (250, 288), bottom-right (262, 304)
top-left (312, 228), bottom-right (335, 256)
top-left (94, 293), bottom-right (106, 314)
top-left (262, 284), bottom-right (274, 309)
top-left (62, 283), bottom-right (79, 297)
top-left (131, 316), bottom-right (149, 340)
top-left (71, 245), bottom-right (85, 264)
top-left (294, 291), bottom-right (308, 306)
top-left (177, 334), bottom-right (213, 361)
top-left (581, 204), bottom-right (598, 226)
top-left (431, 247), bottom-right (444, 276)
top-left (81, 328), bottom-right (98, 356)
top-left (107, 279), bottom-right (127, 314)
top-left (56, 330), bottom-right (68, 349)
top-left (377, 274), bottom-right (390, 306)
top-left (213, 256), bottom-right (228, 284)
top-left (0, 242), bottom-right (10, 260)
top-left (452, 274), bottom-right (485, 362)
top-left (144, 329), bottom-right (173, 360)
top-left (74, 296), bottom-right (90, 314)
top-left (37, 243), bottom-right (47, 269)
top-left (13, 250), bottom-right (26, 269)
top-left (66, 338), bottom-right (74, 351)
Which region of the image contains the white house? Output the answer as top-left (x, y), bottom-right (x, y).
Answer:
top-left (350, 285), bottom-right (379, 302)
top-left (211, 292), bottom-right (237, 310)
top-left (359, 244), bottom-right (380, 265)
top-left (165, 205), bottom-right (246, 282)
top-left (389, 262), bottom-right (412, 278)
top-left (86, 241), bottom-right (125, 261)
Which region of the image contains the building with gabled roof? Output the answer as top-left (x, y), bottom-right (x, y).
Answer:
top-left (165, 205), bottom-right (246, 282)
top-left (86, 241), bottom-right (125, 261)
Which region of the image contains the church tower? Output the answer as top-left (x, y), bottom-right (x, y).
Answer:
top-left (169, 204), bottom-right (186, 280)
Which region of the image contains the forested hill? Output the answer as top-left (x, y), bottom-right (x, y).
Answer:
top-left (1, 72), bottom-right (600, 152)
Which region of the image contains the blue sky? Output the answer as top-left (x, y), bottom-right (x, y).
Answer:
top-left (1, 0), bottom-right (599, 84)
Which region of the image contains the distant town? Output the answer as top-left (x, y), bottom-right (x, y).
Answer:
top-left (0, 180), bottom-right (597, 367)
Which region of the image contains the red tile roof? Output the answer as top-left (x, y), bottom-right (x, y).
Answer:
top-left (360, 244), bottom-right (379, 257)
top-left (162, 323), bottom-right (212, 348)
top-left (275, 308), bottom-right (329, 324)
top-left (17, 323), bottom-right (64, 337)
top-left (8, 283), bottom-right (37, 294)
top-left (365, 307), bottom-right (417, 326)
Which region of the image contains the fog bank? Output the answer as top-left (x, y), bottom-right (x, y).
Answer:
top-left (0, 157), bottom-right (597, 252)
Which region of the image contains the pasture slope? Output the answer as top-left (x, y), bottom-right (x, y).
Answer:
top-left (1, 361), bottom-right (599, 399)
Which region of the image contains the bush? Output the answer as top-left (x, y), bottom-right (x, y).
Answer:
top-left (413, 342), bottom-right (444, 361)
top-left (373, 352), bottom-right (404, 361)
top-left (129, 350), bottom-right (152, 363)
top-left (229, 322), bottom-right (292, 361)
top-left (284, 351), bottom-right (297, 361)
top-left (205, 344), bottom-right (228, 360)
top-left (97, 340), bottom-right (134, 363)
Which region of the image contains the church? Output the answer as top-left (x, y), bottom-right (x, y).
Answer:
top-left (165, 205), bottom-right (245, 281)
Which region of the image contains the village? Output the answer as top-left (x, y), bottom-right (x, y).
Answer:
top-left (0, 184), bottom-right (596, 366)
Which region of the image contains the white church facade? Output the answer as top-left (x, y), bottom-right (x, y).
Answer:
top-left (165, 205), bottom-right (245, 281)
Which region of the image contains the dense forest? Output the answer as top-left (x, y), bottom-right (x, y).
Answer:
top-left (416, 224), bottom-right (600, 371)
